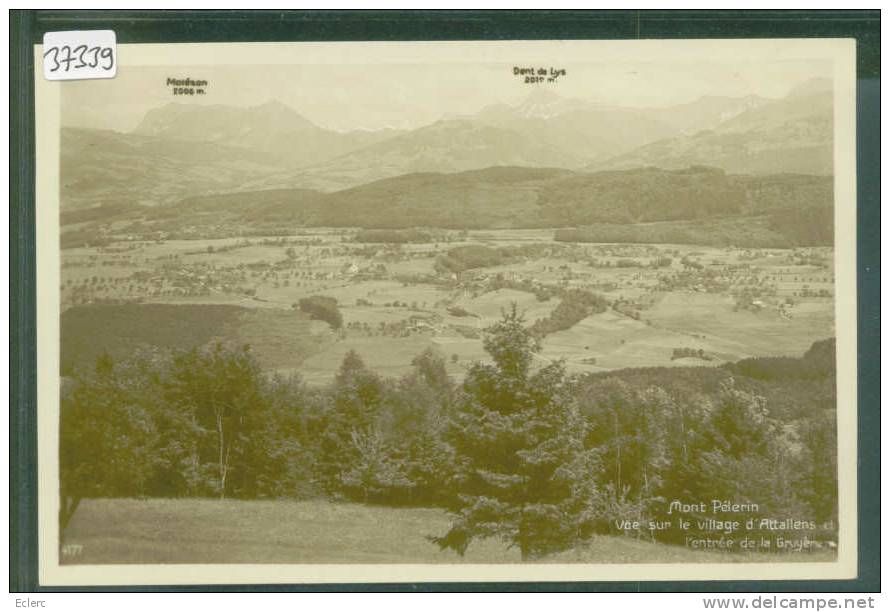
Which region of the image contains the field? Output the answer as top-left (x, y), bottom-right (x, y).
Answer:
top-left (61, 303), bottom-right (332, 375)
top-left (61, 498), bottom-right (836, 565)
top-left (60, 228), bottom-right (835, 382)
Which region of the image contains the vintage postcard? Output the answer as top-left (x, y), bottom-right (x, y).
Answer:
top-left (34, 39), bottom-right (857, 585)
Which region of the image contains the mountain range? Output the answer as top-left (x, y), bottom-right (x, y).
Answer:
top-left (61, 79), bottom-right (834, 231)
top-left (134, 100), bottom-right (401, 169)
top-left (595, 79), bottom-right (833, 175)
top-left (238, 88), bottom-right (802, 192)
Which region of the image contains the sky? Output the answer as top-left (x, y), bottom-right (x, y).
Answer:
top-left (61, 58), bottom-right (832, 134)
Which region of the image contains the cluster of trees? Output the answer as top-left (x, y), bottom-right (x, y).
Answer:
top-left (528, 289), bottom-right (609, 337)
top-left (671, 347), bottom-right (712, 361)
top-left (295, 296), bottom-right (343, 330)
top-left (353, 229), bottom-right (433, 244)
top-left (436, 245), bottom-right (510, 274)
top-left (576, 374), bottom-right (836, 545)
top-left (726, 340), bottom-right (834, 381)
top-left (553, 213), bottom-right (829, 249)
top-left (59, 341), bottom-right (453, 529)
top-left (60, 308), bottom-right (837, 558)
top-left (483, 276), bottom-right (561, 302)
top-left (614, 258), bottom-right (641, 268)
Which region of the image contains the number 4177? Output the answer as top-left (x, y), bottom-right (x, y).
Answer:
top-left (61, 543), bottom-right (83, 557)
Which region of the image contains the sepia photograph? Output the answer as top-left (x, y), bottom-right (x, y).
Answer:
top-left (33, 38), bottom-right (858, 585)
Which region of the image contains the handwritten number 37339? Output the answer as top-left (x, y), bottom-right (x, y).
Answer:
top-left (44, 45), bottom-right (114, 73)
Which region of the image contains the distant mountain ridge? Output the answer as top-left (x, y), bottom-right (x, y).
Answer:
top-left (592, 79), bottom-right (833, 175)
top-left (133, 100), bottom-right (403, 169)
top-left (61, 81), bottom-right (834, 212)
top-left (471, 90), bottom-right (772, 155)
top-left (60, 127), bottom-right (288, 210)
top-left (257, 119), bottom-right (590, 192)
top-left (239, 86), bottom-right (826, 191)
top-left (134, 101), bottom-right (317, 144)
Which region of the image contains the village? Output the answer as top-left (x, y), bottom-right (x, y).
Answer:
top-left (60, 227), bottom-right (835, 383)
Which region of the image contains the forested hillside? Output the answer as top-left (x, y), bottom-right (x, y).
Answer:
top-left (67, 165), bottom-right (833, 248)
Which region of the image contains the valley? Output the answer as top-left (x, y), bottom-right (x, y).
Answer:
top-left (59, 82), bottom-right (837, 386)
top-left (61, 227), bottom-right (834, 384)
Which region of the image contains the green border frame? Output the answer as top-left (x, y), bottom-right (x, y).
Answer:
top-left (9, 9), bottom-right (881, 593)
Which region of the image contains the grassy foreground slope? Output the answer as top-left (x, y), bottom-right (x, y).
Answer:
top-left (61, 499), bottom-right (836, 565)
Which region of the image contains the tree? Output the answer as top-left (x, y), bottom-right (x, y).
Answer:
top-left (339, 427), bottom-right (412, 503)
top-left (433, 305), bottom-right (600, 560)
top-left (60, 352), bottom-right (156, 532)
top-left (165, 343), bottom-right (265, 499)
top-left (665, 379), bottom-right (804, 542)
top-left (798, 413), bottom-right (838, 524)
top-left (317, 351), bottom-right (384, 493)
top-left (374, 353), bottom-right (456, 505)
top-left (410, 348), bottom-right (452, 396)
top-left (332, 348), bottom-right (456, 505)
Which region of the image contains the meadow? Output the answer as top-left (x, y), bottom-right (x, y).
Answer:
top-left (60, 303), bottom-right (333, 375)
top-left (61, 498), bottom-right (836, 565)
